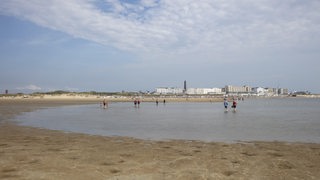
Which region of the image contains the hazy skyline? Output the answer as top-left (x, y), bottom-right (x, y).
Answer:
top-left (1, 0), bottom-right (320, 93)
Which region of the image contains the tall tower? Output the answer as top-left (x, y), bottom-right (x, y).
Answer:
top-left (184, 80), bottom-right (187, 92)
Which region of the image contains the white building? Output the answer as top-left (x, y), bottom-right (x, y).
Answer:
top-left (156, 85), bottom-right (288, 96)
top-left (252, 87), bottom-right (289, 96)
top-left (278, 88), bottom-right (288, 95)
top-left (155, 87), bottom-right (183, 95)
top-left (225, 85), bottom-right (252, 94)
top-left (156, 87), bottom-right (223, 95)
top-left (264, 88), bottom-right (279, 96)
top-left (186, 88), bottom-right (223, 95)
top-left (252, 87), bottom-right (266, 96)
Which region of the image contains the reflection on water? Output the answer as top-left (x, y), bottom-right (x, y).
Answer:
top-left (14, 98), bottom-right (320, 143)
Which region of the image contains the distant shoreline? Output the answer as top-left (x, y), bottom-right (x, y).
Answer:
top-left (1, 93), bottom-right (319, 103)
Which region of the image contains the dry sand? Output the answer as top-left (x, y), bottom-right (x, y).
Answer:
top-left (0, 99), bottom-right (319, 179)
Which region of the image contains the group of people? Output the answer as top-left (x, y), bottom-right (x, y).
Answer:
top-left (224, 98), bottom-right (237, 112)
top-left (102, 98), bottom-right (237, 112)
top-left (102, 98), bottom-right (166, 109)
top-left (138, 99), bottom-right (166, 106)
top-left (155, 99), bottom-right (166, 105)
top-left (134, 99), bottom-right (141, 107)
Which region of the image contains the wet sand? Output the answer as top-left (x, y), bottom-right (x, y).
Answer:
top-left (0, 99), bottom-right (320, 179)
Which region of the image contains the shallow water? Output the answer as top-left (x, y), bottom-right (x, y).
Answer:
top-left (13, 98), bottom-right (320, 143)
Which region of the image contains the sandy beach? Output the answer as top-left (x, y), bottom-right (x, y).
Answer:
top-left (0, 98), bottom-right (319, 179)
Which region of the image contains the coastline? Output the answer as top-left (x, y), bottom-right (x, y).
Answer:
top-left (1, 99), bottom-right (320, 179)
top-left (0, 94), bottom-right (226, 103)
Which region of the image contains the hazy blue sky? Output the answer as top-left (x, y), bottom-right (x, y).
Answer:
top-left (1, 0), bottom-right (320, 93)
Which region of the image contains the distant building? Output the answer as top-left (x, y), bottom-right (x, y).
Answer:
top-left (252, 87), bottom-right (266, 96)
top-left (5, 90), bottom-right (8, 94)
top-left (156, 80), bottom-right (224, 95)
top-left (156, 83), bottom-right (288, 96)
top-left (155, 87), bottom-right (183, 95)
top-left (264, 87), bottom-right (279, 96)
top-left (155, 87), bottom-right (223, 95)
top-left (278, 88), bottom-right (288, 95)
top-left (225, 85), bottom-right (252, 95)
top-left (186, 88), bottom-right (223, 95)
top-left (252, 87), bottom-right (288, 96)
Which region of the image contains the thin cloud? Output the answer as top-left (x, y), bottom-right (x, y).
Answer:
top-left (0, 0), bottom-right (319, 56)
top-left (16, 84), bottom-right (42, 91)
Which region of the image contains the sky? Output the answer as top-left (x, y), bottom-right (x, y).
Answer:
top-left (0, 0), bottom-right (320, 93)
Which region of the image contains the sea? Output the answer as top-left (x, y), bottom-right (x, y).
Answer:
top-left (12, 98), bottom-right (320, 143)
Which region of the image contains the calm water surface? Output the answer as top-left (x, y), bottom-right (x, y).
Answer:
top-left (13, 98), bottom-right (320, 143)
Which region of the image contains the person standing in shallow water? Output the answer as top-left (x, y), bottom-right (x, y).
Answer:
top-left (102, 99), bottom-right (108, 109)
top-left (224, 99), bottom-right (229, 112)
top-left (232, 100), bottom-right (237, 112)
